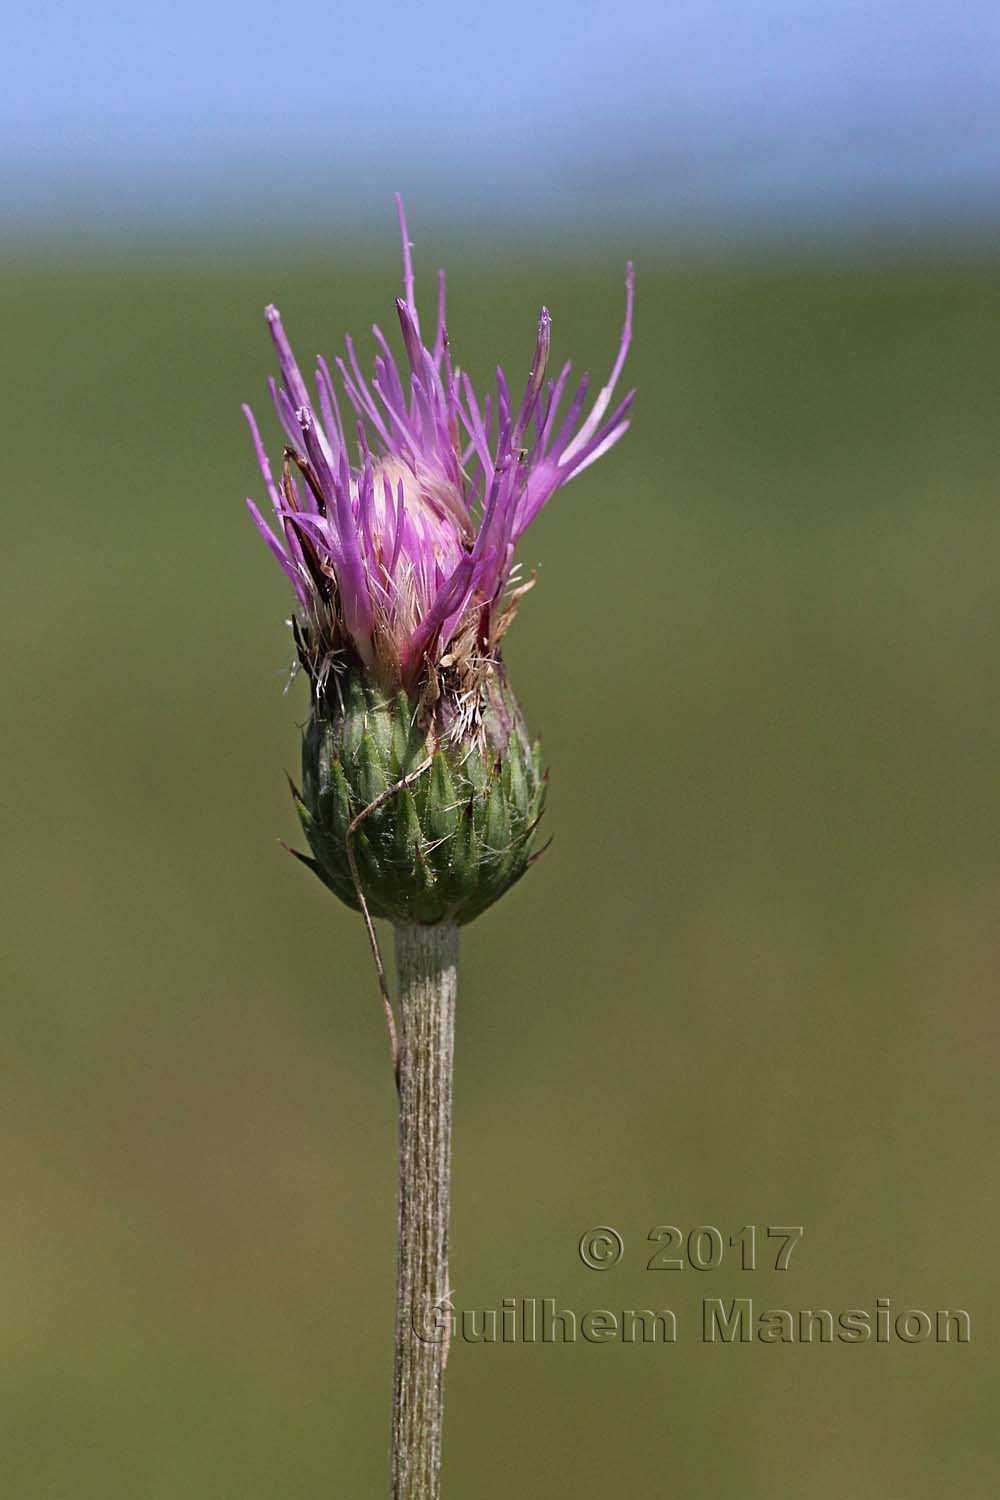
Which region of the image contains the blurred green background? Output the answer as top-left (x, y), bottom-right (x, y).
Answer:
top-left (3, 244), bottom-right (999, 1498)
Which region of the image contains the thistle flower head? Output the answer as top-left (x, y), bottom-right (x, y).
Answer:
top-left (245, 202), bottom-right (634, 925)
top-left (245, 197), bottom-right (634, 707)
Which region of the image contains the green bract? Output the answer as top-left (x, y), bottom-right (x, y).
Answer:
top-left (292, 670), bottom-right (547, 926)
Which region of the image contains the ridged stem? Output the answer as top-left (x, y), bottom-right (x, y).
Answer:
top-left (390, 923), bottom-right (459, 1500)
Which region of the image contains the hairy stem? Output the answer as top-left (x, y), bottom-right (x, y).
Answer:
top-left (391, 923), bottom-right (458, 1500)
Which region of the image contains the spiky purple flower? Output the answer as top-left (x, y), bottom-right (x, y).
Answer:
top-left (245, 198), bottom-right (633, 700)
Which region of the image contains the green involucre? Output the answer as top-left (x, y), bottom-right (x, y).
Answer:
top-left (291, 671), bottom-right (547, 925)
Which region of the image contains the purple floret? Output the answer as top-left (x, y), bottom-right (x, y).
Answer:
top-left (245, 196), bottom-right (634, 692)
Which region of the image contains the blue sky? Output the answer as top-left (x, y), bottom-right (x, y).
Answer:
top-left (4, 0), bottom-right (1000, 244)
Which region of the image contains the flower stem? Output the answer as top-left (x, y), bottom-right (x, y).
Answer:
top-left (391, 922), bottom-right (459, 1500)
